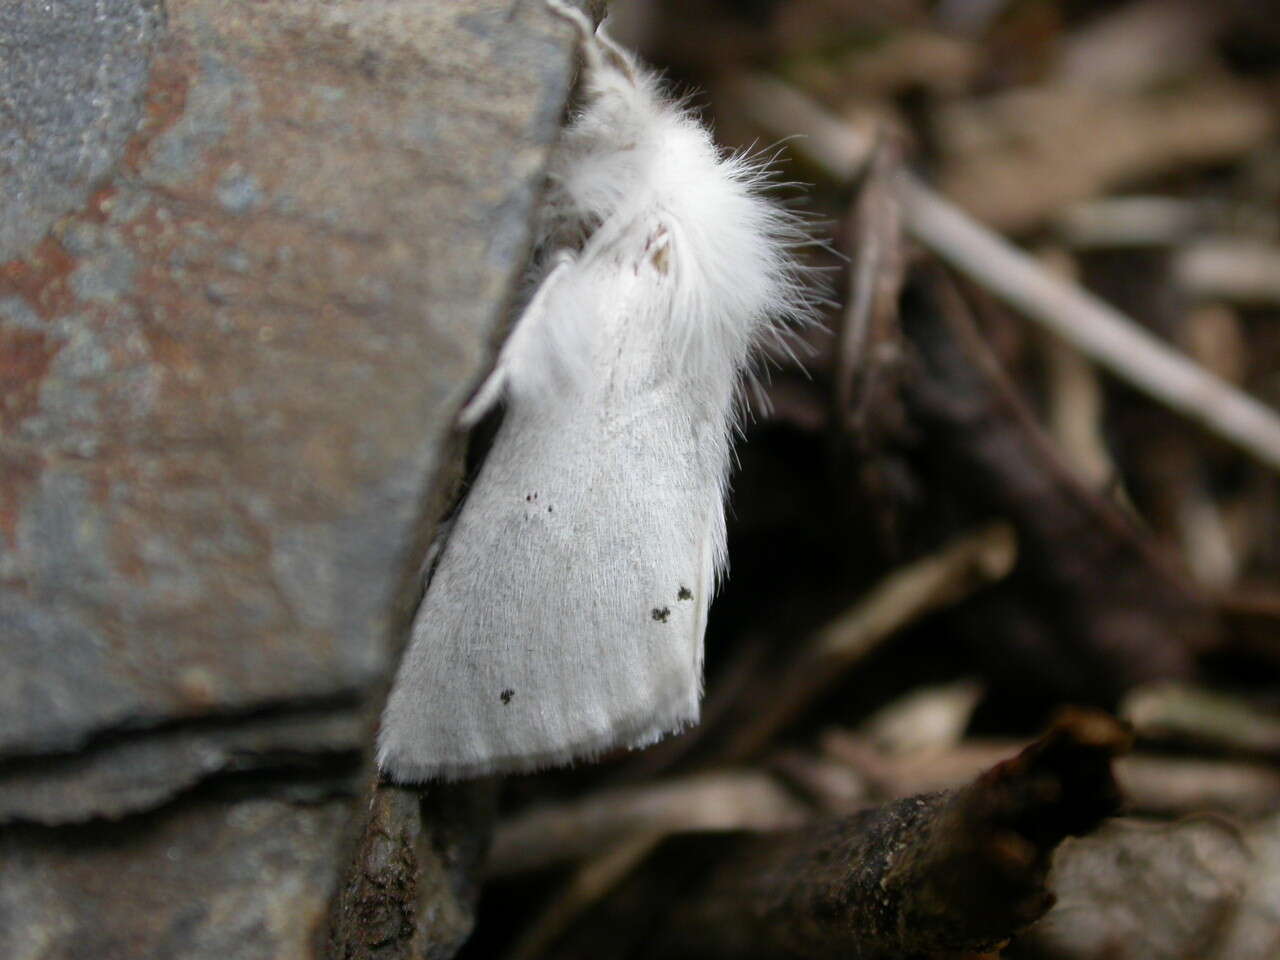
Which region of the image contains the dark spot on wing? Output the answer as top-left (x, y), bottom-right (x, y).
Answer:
top-left (677, 586), bottom-right (692, 601)
top-left (651, 607), bottom-right (670, 623)
top-left (500, 688), bottom-right (514, 705)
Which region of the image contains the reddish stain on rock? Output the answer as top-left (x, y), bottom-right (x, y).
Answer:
top-left (0, 329), bottom-right (57, 433)
top-left (0, 450), bottom-right (42, 548)
top-left (123, 48), bottom-right (192, 173)
top-left (0, 236), bottom-right (79, 321)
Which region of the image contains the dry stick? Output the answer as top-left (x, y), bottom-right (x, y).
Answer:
top-left (900, 180), bottom-right (1280, 471)
top-left (506, 833), bottom-right (665, 960)
top-left (1122, 681), bottom-right (1280, 756)
top-left (822, 731), bottom-right (1280, 817)
top-left (731, 76), bottom-right (1280, 472)
top-left (839, 137), bottom-right (906, 433)
top-left (635, 710), bottom-right (1131, 960)
top-left (722, 522), bottom-right (1017, 762)
top-left (490, 772), bottom-right (808, 876)
top-left (1036, 247), bottom-right (1120, 492)
top-left (1054, 195), bottom-right (1202, 248)
top-left (1175, 239), bottom-right (1280, 305)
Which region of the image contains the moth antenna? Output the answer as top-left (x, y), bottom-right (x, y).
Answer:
top-left (590, 23), bottom-right (637, 83)
top-left (544, 0), bottom-right (636, 84)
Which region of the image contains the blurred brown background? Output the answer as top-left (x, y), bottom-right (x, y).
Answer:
top-left (1, 1), bottom-right (1278, 958)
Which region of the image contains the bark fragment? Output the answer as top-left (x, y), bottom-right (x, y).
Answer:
top-left (327, 781), bottom-right (496, 960)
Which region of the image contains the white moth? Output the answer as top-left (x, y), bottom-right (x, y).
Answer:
top-left (378, 0), bottom-right (813, 782)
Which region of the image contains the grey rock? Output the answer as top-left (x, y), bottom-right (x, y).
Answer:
top-left (0, 0), bottom-right (581, 955)
top-left (1029, 817), bottom-right (1251, 960)
top-left (0, 0), bottom-right (576, 789)
top-left (0, 0), bottom-right (162, 262)
top-left (0, 707), bottom-right (367, 825)
top-left (0, 798), bottom-right (352, 960)
top-left (1208, 812), bottom-right (1280, 960)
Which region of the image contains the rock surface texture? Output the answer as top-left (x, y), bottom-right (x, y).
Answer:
top-left (0, 0), bottom-right (580, 955)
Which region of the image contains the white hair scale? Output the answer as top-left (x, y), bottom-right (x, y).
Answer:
top-left (377, 0), bottom-right (815, 781)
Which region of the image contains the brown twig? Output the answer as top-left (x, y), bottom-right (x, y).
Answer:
top-left (898, 177), bottom-right (1280, 471)
top-left (823, 730), bottom-right (1280, 817)
top-left (721, 522), bottom-right (1017, 762)
top-left (1121, 681), bottom-right (1280, 757)
top-left (1174, 240), bottom-right (1280, 306)
top-left (489, 772), bottom-right (808, 876)
top-left (1035, 247), bottom-right (1121, 493)
top-left (506, 834), bottom-right (664, 960)
top-left (838, 136), bottom-right (908, 438)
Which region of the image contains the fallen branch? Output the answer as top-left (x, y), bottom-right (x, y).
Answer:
top-left (548, 709), bottom-right (1129, 960)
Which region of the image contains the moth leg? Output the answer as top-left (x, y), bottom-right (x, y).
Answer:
top-left (458, 252), bottom-right (575, 429)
